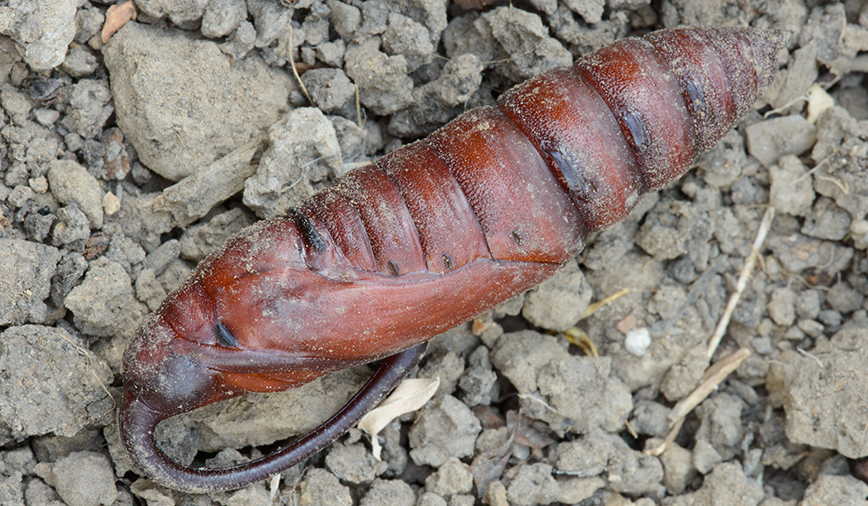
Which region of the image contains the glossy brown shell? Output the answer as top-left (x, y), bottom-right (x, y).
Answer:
top-left (120, 26), bottom-right (786, 493)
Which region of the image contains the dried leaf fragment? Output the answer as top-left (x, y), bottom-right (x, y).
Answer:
top-left (806, 83), bottom-right (834, 124)
top-left (359, 377), bottom-right (440, 459)
top-left (102, 1), bottom-right (137, 44)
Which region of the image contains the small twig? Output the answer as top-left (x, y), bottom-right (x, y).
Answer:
top-left (280, 155), bottom-right (328, 194)
top-left (763, 95), bottom-right (808, 118)
top-left (668, 347), bottom-right (752, 425)
top-left (707, 206), bottom-right (775, 359)
top-left (355, 84), bottom-right (362, 129)
top-left (796, 347), bottom-right (824, 368)
top-left (647, 417), bottom-right (685, 456)
top-left (516, 393), bottom-right (563, 416)
top-left (564, 327), bottom-right (597, 357)
top-left (582, 288), bottom-right (628, 319)
top-left (815, 174), bottom-right (849, 194)
top-left (787, 156), bottom-right (826, 185)
top-left (837, 12), bottom-right (846, 50)
top-left (288, 26), bottom-right (313, 105)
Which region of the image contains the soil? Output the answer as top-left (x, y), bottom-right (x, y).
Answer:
top-left (0, 0), bottom-right (867, 505)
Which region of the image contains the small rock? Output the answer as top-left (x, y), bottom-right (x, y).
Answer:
top-left (325, 443), bottom-right (385, 484)
top-left (767, 234), bottom-right (853, 276)
top-left (674, 462), bottom-right (762, 506)
top-left (104, 231), bottom-right (147, 274)
top-left (768, 287), bottom-right (797, 326)
top-left (660, 347), bottom-right (709, 402)
top-left (316, 39), bottom-right (346, 67)
top-left (50, 252), bottom-right (88, 308)
top-left (61, 45), bottom-right (99, 77)
top-left (797, 318), bottom-right (825, 338)
top-left (490, 330), bottom-right (569, 393)
top-left (0, 0), bottom-right (78, 70)
top-left (214, 481), bottom-right (272, 506)
top-left (22, 477), bottom-right (56, 505)
top-left (800, 474), bottom-right (868, 506)
top-left (801, 196), bottom-right (852, 240)
top-left (47, 159), bottom-right (104, 229)
top-left (506, 463), bottom-right (559, 506)
top-left (476, 7), bottom-right (572, 82)
top-left (417, 351), bottom-right (464, 398)
top-left (695, 393), bottom-right (746, 461)
top-left (52, 205), bottom-right (90, 247)
top-left (28, 176), bottom-right (47, 194)
top-left (0, 239), bottom-right (61, 325)
top-left (201, 0), bottom-right (247, 38)
top-left (826, 281), bottom-right (865, 314)
top-left (243, 108), bottom-right (342, 219)
top-left (248, 0), bottom-right (296, 46)
top-left (562, 0), bottom-right (604, 23)
top-left (33, 107), bottom-right (59, 126)
top-left (102, 127), bottom-right (130, 180)
top-left (143, 239), bottom-right (180, 277)
top-left (745, 115), bottom-right (817, 167)
top-left (60, 79), bottom-right (113, 140)
top-left (0, 326), bottom-right (113, 443)
top-left (38, 451), bottom-right (117, 506)
top-left (135, 268), bottom-right (167, 312)
top-left (656, 441), bottom-right (697, 495)
top-left (301, 68), bottom-right (355, 113)
top-left (344, 38), bottom-right (414, 116)
top-left (769, 155), bottom-right (815, 216)
top-left (630, 400), bottom-right (670, 437)
top-left (392, 0), bottom-right (447, 43)
top-left (360, 479), bottom-right (415, 506)
top-left (298, 468), bottom-right (352, 506)
top-left (74, 6), bottom-right (104, 44)
top-left (625, 327), bottom-right (652, 357)
top-left (136, 0), bottom-right (209, 25)
top-left (327, 0), bottom-right (361, 41)
top-left (698, 130), bottom-right (750, 188)
top-left (811, 106), bottom-right (868, 221)
top-left (529, 355), bottom-right (632, 434)
top-left (129, 479), bottom-right (174, 506)
top-left (417, 492), bottom-right (448, 506)
top-left (103, 21), bottom-right (293, 181)
top-left (522, 260), bottom-right (592, 331)
top-left (692, 438), bottom-right (724, 475)
top-left (409, 395), bottom-right (481, 467)
top-left (64, 259), bottom-right (149, 339)
top-left (483, 481), bottom-right (508, 506)
top-left (458, 361), bottom-right (497, 407)
top-left (424, 458), bottom-right (473, 498)
top-left (796, 289), bottom-right (822, 318)
top-left (102, 192), bottom-right (120, 216)
top-left (382, 13), bottom-right (434, 72)
top-left (219, 20), bottom-right (256, 60)
top-left (0, 473), bottom-right (23, 505)
top-left (388, 53), bottom-right (484, 138)
top-left (636, 199), bottom-right (713, 264)
top-left (555, 429), bottom-right (663, 496)
top-left (179, 208), bottom-right (255, 262)
top-left (767, 328), bottom-right (868, 458)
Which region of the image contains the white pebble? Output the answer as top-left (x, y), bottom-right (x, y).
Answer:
top-left (625, 328), bottom-right (651, 357)
top-left (103, 191), bottom-right (120, 216)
